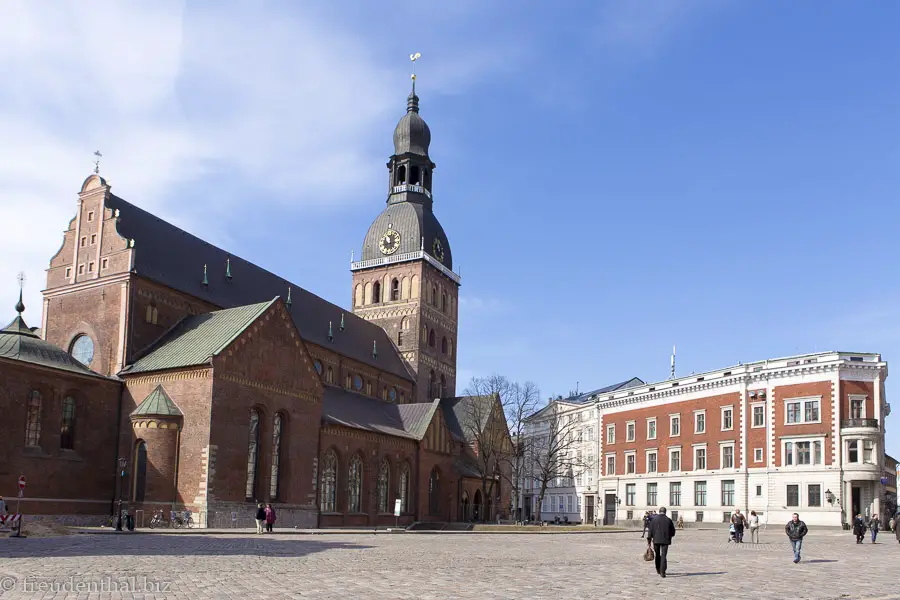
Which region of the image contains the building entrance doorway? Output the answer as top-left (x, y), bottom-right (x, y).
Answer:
top-left (585, 496), bottom-right (595, 524)
top-left (604, 493), bottom-right (616, 525)
top-left (852, 486), bottom-right (861, 519)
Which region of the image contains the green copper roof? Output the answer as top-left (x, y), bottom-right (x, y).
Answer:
top-left (124, 299), bottom-right (276, 374)
top-left (131, 384), bottom-right (182, 417)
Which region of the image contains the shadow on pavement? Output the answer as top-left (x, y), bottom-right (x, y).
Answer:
top-left (0, 536), bottom-right (371, 559)
top-left (668, 571), bottom-right (726, 577)
top-left (804, 559), bottom-right (838, 564)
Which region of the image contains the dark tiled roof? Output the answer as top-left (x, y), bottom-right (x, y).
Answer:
top-left (321, 386), bottom-right (439, 440)
top-left (132, 384), bottom-right (182, 417)
top-left (125, 300), bottom-right (274, 374)
top-left (0, 314), bottom-right (109, 379)
top-left (360, 200), bottom-right (453, 269)
top-left (566, 377), bottom-right (646, 404)
top-left (440, 395), bottom-right (495, 443)
top-left (104, 193), bottom-right (413, 382)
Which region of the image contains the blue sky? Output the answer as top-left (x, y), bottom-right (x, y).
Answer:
top-left (2, 1), bottom-right (899, 458)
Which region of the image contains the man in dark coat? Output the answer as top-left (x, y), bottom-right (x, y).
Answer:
top-left (648, 506), bottom-right (676, 577)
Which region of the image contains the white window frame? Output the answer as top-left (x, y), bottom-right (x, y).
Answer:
top-left (626, 421), bottom-right (636, 442)
top-left (668, 446), bottom-right (682, 472)
top-left (751, 402), bottom-right (766, 429)
top-left (721, 406), bottom-right (734, 431)
top-left (647, 417), bottom-right (657, 441)
top-left (606, 424), bottom-right (615, 445)
top-left (755, 484), bottom-right (763, 497)
top-left (625, 451), bottom-right (636, 475)
top-left (669, 413), bottom-right (680, 437)
top-left (605, 453), bottom-right (616, 476)
top-left (782, 435), bottom-right (826, 467)
top-left (693, 443), bottom-right (708, 471)
top-left (784, 396), bottom-right (822, 426)
top-left (646, 449), bottom-right (658, 473)
top-left (863, 439), bottom-right (876, 464)
top-left (719, 441), bottom-right (736, 469)
top-left (785, 483), bottom-right (801, 508)
top-left (849, 395), bottom-right (867, 419)
top-left (753, 447), bottom-right (763, 463)
top-left (694, 410), bottom-right (706, 434)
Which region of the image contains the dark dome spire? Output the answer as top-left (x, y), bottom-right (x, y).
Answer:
top-left (15, 288), bottom-right (24, 315)
top-left (393, 77), bottom-right (431, 157)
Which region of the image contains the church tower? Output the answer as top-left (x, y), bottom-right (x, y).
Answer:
top-left (351, 76), bottom-right (460, 404)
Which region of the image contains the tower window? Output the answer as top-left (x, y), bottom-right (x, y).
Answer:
top-left (429, 370), bottom-right (436, 398)
top-left (432, 285), bottom-right (437, 305)
top-left (398, 331), bottom-right (404, 347)
top-left (410, 166), bottom-right (420, 185)
top-left (396, 165), bottom-right (407, 185)
top-left (441, 336), bottom-right (448, 354)
top-left (440, 375), bottom-right (446, 397)
top-left (391, 279), bottom-right (400, 301)
top-left (441, 292), bottom-right (447, 312)
top-left (423, 169), bottom-right (431, 191)
top-left (373, 281), bottom-right (381, 303)
top-left (429, 329), bottom-right (436, 347)
top-left (401, 317), bottom-right (410, 330)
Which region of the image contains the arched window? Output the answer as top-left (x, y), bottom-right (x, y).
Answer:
top-left (428, 468), bottom-right (441, 516)
top-left (348, 454), bottom-right (363, 513)
top-left (440, 375), bottom-right (447, 397)
top-left (398, 331), bottom-right (404, 347)
top-left (373, 281), bottom-right (381, 303)
top-left (411, 166), bottom-right (420, 185)
top-left (429, 370), bottom-right (436, 398)
top-left (396, 165), bottom-right (407, 185)
top-left (320, 449), bottom-right (337, 512)
top-left (382, 386), bottom-right (388, 401)
top-left (133, 441), bottom-right (147, 502)
top-left (25, 390), bottom-right (42, 446)
top-left (152, 307), bottom-right (158, 324)
top-left (391, 279), bottom-right (400, 301)
top-left (60, 396), bottom-right (76, 450)
top-left (428, 329), bottom-right (435, 347)
top-left (326, 366), bottom-right (334, 384)
top-left (401, 317), bottom-right (410, 330)
top-left (377, 458), bottom-right (390, 513)
top-left (354, 284), bottom-right (363, 307)
top-left (448, 339), bottom-right (454, 358)
top-left (269, 413), bottom-right (283, 500)
top-left (398, 462), bottom-right (410, 512)
top-left (441, 337), bottom-right (448, 354)
top-left (432, 285), bottom-right (438, 305)
top-left (441, 293), bottom-right (447, 312)
top-left (145, 305), bottom-right (153, 323)
top-left (423, 169), bottom-right (431, 191)
top-left (245, 409), bottom-right (260, 500)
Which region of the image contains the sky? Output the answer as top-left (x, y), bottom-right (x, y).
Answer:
top-left (2, 1), bottom-right (899, 458)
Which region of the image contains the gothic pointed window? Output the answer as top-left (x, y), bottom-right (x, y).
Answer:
top-left (440, 375), bottom-right (447, 397)
top-left (348, 454), bottom-right (363, 513)
top-left (373, 281), bottom-right (381, 303)
top-left (428, 468), bottom-right (441, 516)
top-left (245, 409), bottom-right (260, 500)
top-left (133, 441), bottom-right (147, 502)
top-left (441, 337), bottom-right (448, 354)
top-left (391, 279), bottom-right (400, 301)
top-left (429, 370), bottom-right (436, 398)
top-left (60, 396), bottom-right (76, 450)
top-left (399, 462), bottom-right (410, 513)
top-left (377, 458), bottom-right (390, 513)
top-left (320, 450), bottom-right (337, 512)
top-left (326, 366), bottom-right (334, 384)
top-left (25, 390), bottom-right (42, 446)
top-left (448, 339), bottom-right (454, 358)
top-left (269, 413), bottom-right (283, 500)
top-left (428, 329), bottom-right (435, 347)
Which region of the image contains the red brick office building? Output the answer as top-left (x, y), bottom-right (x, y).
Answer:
top-left (0, 84), bottom-right (511, 527)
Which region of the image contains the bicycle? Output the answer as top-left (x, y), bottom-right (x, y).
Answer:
top-left (149, 510), bottom-right (167, 529)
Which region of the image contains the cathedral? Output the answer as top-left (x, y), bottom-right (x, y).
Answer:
top-left (0, 82), bottom-right (512, 527)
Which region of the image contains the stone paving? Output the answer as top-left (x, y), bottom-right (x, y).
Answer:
top-left (0, 528), bottom-right (898, 599)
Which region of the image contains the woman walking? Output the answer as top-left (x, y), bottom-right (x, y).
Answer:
top-left (255, 503), bottom-right (266, 534)
top-left (852, 514), bottom-right (866, 544)
top-left (749, 510), bottom-right (761, 543)
top-left (264, 503), bottom-right (276, 533)
top-left (868, 515), bottom-right (880, 543)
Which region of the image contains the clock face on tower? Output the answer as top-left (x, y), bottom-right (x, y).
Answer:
top-left (379, 229), bottom-right (401, 255)
top-left (432, 238), bottom-right (445, 263)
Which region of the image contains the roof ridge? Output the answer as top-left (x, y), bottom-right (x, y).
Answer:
top-left (209, 297), bottom-right (279, 358)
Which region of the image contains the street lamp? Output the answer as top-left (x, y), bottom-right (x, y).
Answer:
top-left (116, 457), bottom-right (127, 531)
top-left (825, 489), bottom-right (838, 505)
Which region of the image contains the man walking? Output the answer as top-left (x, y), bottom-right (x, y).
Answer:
top-left (785, 512), bottom-right (808, 563)
top-left (731, 509), bottom-right (747, 543)
top-left (648, 506), bottom-right (676, 577)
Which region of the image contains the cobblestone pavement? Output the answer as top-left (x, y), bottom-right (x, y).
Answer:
top-left (0, 529), bottom-right (897, 599)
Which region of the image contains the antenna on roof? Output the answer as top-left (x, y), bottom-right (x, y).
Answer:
top-left (669, 343), bottom-right (676, 380)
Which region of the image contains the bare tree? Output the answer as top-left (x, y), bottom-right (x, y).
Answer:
top-left (528, 403), bottom-right (587, 523)
top-left (460, 375), bottom-right (516, 521)
top-left (497, 380), bottom-right (540, 523)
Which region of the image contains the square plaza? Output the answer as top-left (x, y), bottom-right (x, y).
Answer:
top-left (0, 529), bottom-right (897, 599)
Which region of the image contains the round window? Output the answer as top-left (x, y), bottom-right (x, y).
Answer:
top-left (389, 388), bottom-right (397, 402)
top-left (353, 375), bottom-right (363, 391)
top-left (314, 360), bottom-right (323, 375)
top-left (70, 335), bottom-right (95, 366)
